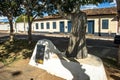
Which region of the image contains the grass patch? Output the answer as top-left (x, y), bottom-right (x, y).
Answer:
top-left (0, 39), bottom-right (36, 65)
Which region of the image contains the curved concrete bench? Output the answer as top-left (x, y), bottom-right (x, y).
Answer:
top-left (29, 39), bottom-right (108, 80)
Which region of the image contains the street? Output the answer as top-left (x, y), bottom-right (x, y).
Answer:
top-left (0, 33), bottom-right (118, 60)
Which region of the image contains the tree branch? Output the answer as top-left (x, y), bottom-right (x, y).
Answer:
top-left (57, 4), bottom-right (71, 20)
top-left (32, 14), bottom-right (38, 22)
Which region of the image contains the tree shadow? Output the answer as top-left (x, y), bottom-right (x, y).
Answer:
top-left (38, 39), bottom-right (90, 80)
top-left (11, 71), bottom-right (22, 76)
top-left (0, 70), bottom-right (22, 79)
top-left (59, 56), bottom-right (90, 80)
top-left (0, 39), bottom-right (36, 66)
top-left (110, 75), bottom-right (120, 80)
top-left (86, 39), bottom-right (118, 64)
top-left (87, 46), bottom-right (118, 60)
top-left (0, 36), bottom-right (9, 44)
top-left (87, 45), bottom-right (119, 68)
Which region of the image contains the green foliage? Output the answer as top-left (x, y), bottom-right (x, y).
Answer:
top-left (0, 0), bottom-right (23, 42)
top-left (48, 0), bottom-right (112, 13)
top-left (0, 0), bottom-right (23, 17)
top-left (23, 0), bottom-right (45, 20)
top-left (16, 14), bottom-right (29, 22)
top-left (0, 39), bottom-right (36, 65)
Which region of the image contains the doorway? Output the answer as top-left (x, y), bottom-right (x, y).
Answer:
top-left (87, 20), bottom-right (94, 34)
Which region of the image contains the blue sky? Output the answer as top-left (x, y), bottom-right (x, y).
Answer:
top-left (0, 0), bottom-right (117, 22)
top-left (81, 0), bottom-right (116, 10)
top-left (0, 17), bottom-right (9, 22)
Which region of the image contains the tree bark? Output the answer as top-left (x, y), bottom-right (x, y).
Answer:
top-left (27, 14), bottom-right (32, 44)
top-left (116, 0), bottom-right (120, 66)
top-left (8, 17), bottom-right (14, 42)
top-left (98, 17), bottom-right (101, 36)
top-left (117, 15), bottom-right (120, 66)
top-left (66, 11), bottom-right (88, 59)
top-left (118, 45), bottom-right (120, 66)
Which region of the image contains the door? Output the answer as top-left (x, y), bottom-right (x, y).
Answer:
top-left (68, 21), bottom-right (72, 33)
top-left (87, 20), bottom-right (94, 34)
top-left (60, 21), bottom-right (64, 32)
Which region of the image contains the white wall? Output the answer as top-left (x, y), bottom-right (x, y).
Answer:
top-left (87, 15), bottom-right (117, 34)
top-left (0, 15), bottom-right (118, 35)
top-left (33, 19), bottom-right (70, 33)
top-left (16, 23), bottom-right (28, 32)
top-left (0, 23), bottom-right (10, 31)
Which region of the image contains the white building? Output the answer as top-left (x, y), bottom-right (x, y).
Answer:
top-left (33, 16), bottom-right (72, 33)
top-left (0, 7), bottom-right (118, 37)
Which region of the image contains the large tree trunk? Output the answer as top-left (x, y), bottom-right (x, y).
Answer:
top-left (8, 17), bottom-right (14, 42)
top-left (118, 45), bottom-right (120, 66)
top-left (116, 0), bottom-right (120, 66)
top-left (66, 11), bottom-right (88, 59)
top-left (117, 13), bottom-right (120, 66)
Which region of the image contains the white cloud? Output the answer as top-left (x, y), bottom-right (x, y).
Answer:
top-left (81, 0), bottom-right (117, 10)
top-left (110, 0), bottom-right (117, 7)
top-left (0, 16), bottom-right (8, 22)
top-left (81, 4), bottom-right (98, 10)
top-left (0, 16), bottom-right (7, 20)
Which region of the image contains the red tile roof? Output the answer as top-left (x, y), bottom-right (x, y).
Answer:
top-left (83, 7), bottom-right (117, 16)
top-left (34, 15), bottom-right (63, 21)
top-left (34, 7), bottom-right (117, 21)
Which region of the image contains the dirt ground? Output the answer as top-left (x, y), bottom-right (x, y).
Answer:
top-left (0, 34), bottom-right (120, 80)
top-left (0, 59), bottom-right (63, 80)
top-left (0, 58), bottom-right (120, 80)
top-left (105, 64), bottom-right (120, 80)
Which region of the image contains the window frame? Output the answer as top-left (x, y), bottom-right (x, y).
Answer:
top-left (41, 23), bottom-right (44, 29)
top-left (102, 19), bottom-right (109, 29)
top-left (53, 22), bottom-right (56, 29)
top-left (36, 23), bottom-right (39, 29)
top-left (46, 22), bottom-right (50, 29)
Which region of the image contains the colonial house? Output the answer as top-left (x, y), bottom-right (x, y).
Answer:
top-left (0, 7), bottom-right (117, 37)
top-left (33, 16), bottom-right (72, 33)
top-left (84, 7), bottom-right (117, 36)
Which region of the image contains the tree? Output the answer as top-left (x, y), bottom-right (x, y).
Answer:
top-left (16, 14), bottom-right (28, 22)
top-left (22, 0), bottom-right (54, 44)
top-left (16, 14), bottom-right (29, 33)
top-left (49, 0), bottom-right (113, 59)
top-left (115, 0), bottom-right (120, 65)
top-left (0, 0), bottom-right (23, 42)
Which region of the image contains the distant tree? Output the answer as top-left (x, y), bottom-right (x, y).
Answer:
top-left (16, 14), bottom-right (28, 22)
top-left (16, 14), bottom-right (30, 33)
top-left (22, 0), bottom-right (55, 44)
top-left (0, 0), bottom-right (23, 42)
top-left (49, 0), bottom-right (113, 59)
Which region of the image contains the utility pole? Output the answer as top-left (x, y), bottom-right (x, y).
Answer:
top-left (24, 15), bottom-right (26, 33)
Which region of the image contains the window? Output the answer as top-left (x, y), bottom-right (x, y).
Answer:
top-left (102, 19), bottom-right (109, 29)
top-left (53, 22), bottom-right (56, 29)
top-left (41, 23), bottom-right (44, 29)
top-left (68, 21), bottom-right (72, 32)
top-left (46, 22), bottom-right (50, 29)
top-left (36, 23), bottom-right (39, 29)
top-left (60, 21), bottom-right (64, 32)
